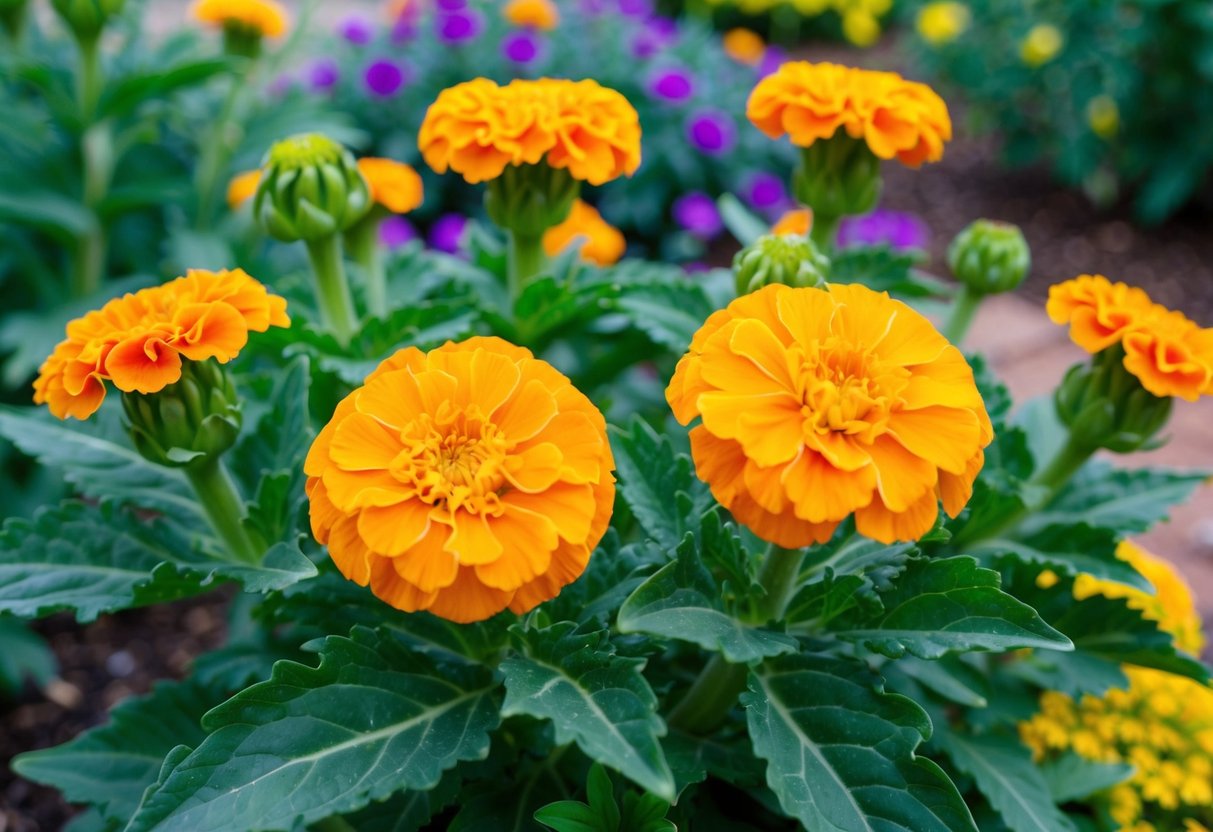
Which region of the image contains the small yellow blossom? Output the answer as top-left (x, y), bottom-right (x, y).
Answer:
top-left (1087, 95), bottom-right (1120, 139)
top-left (1020, 23), bottom-right (1064, 67)
top-left (916, 2), bottom-right (970, 46)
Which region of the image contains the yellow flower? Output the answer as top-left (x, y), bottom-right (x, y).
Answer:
top-left (1087, 95), bottom-right (1120, 139)
top-left (356, 158), bottom-right (424, 214)
top-left (34, 270), bottom-right (289, 421)
top-left (191, 0), bottom-right (288, 37)
top-left (771, 208), bottom-right (813, 237)
top-left (419, 78), bottom-right (642, 186)
top-left (666, 283), bottom-right (992, 546)
top-left (747, 61), bottom-right (952, 168)
top-left (304, 337), bottom-right (616, 623)
top-left (841, 11), bottom-right (881, 47)
top-left (226, 169), bottom-right (261, 210)
top-left (503, 0), bottom-right (559, 30)
top-left (1020, 23), bottom-right (1063, 67)
top-left (542, 199), bottom-right (626, 266)
top-left (1048, 275), bottom-right (1213, 402)
top-left (916, 2), bottom-right (970, 45)
top-left (722, 28), bottom-right (766, 66)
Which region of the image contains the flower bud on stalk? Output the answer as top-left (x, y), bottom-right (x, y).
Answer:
top-left (734, 233), bottom-right (830, 296)
top-left (485, 163), bottom-right (581, 240)
top-left (50, 0), bottom-right (124, 41)
top-left (1055, 345), bottom-right (1172, 454)
top-left (122, 359), bottom-right (241, 469)
top-left (255, 133), bottom-right (368, 344)
top-left (792, 135), bottom-right (882, 249)
top-left (947, 219), bottom-right (1030, 296)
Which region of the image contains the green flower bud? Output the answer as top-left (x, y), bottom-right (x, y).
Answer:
top-left (254, 133), bottom-right (372, 243)
top-left (485, 163), bottom-right (581, 239)
top-left (792, 135), bottom-right (882, 226)
top-left (122, 360), bottom-right (242, 469)
top-left (50, 0), bottom-right (124, 40)
top-left (734, 234), bottom-right (830, 296)
top-left (947, 219), bottom-right (1031, 296)
top-left (1054, 346), bottom-right (1172, 454)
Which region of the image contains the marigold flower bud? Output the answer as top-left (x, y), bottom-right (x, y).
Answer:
top-left (734, 234), bottom-right (830, 296)
top-left (50, 0), bottom-right (124, 40)
top-left (254, 133), bottom-right (372, 243)
top-left (1054, 346), bottom-right (1173, 453)
top-left (792, 136), bottom-right (883, 226)
top-left (947, 219), bottom-right (1030, 296)
top-left (485, 163), bottom-right (581, 239)
top-left (123, 359), bottom-right (241, 468)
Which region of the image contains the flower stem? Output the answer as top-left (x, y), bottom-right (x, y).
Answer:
top-left (346, 214), bottom-right (387, 320)
top-left (305, 235), bottom-right (359, 345)
top-left (507, 229), bottom-right (546, 305)
top-left (809, 213), bottom-right (840, 253)
top-left (942, 285), bottom-right (983, 346)
top-left (195, 77), bottom-right (245, 231)
top-left (667, 544), bottom-right (806, 734)
top-left (76, 35), bottom-right (102, 124)
top-left (71, 124), bottom-right (114, 298)
top-left (183, 456), bottom-right (261, 564)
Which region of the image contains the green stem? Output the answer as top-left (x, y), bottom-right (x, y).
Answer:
top-left (346, 215), bottom-right (387, 320)
top-left (183, 455), bottom-right (261, 564)
top-left (304, 235), bottom-right (359, 345)
top-left (76, 35), bottom-right (102, 123)
top-left (809, 213), bottom-right (841, 253)
top-left (941, 285), bottom-right (983, 346)
top-left (667, 544), bottom-right (807, 734)
top-left (70, 225), bottom-right (106, 298)
top-left (195, 77), bottom-right (245, 231)
top-left (507, 230), bottom-right (546, 305)
top-left (71, 125), bottom-right (114, 298)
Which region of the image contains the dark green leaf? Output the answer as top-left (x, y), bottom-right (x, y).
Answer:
top-left (938, 731), bottom-right (1076, 832)
top-left (1033, 463), bottom-right (1209, 535)
top-left (617, 533), bottom-right (796, 663)
top-left (968, 523), bottom-right (1150, 591)
top-left (502, 622), bottom-right (675, 801)
top-left (890, 656), bottom-right (990, 709)
top-left (341, 765), bottom-right (464, 832)
top-left (717, 194), bottom-right (769, 245)
top-left (802, 536), bottom-right (916, 606)
top-left (744, 654), bottom-right (976, 832)
top-left (1039, 753), bottom-right (1133, 804)
top-left (614, 279), bottom-right (715, 353)
top-left (825, 556), bottom-right (1072, 659)
top-left (0, 615), bottom-right (57, 696)
top-left (13, 679), bottom-right (217, 822)
top-left (100, 58), bottom-right (231, 120)
top-left (127, 627), bottom-right (499, 831)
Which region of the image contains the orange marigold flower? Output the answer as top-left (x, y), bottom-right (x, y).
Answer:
top-left (418, 77), bottom-right (642, 186)
top-left (771, 208), bottom-right (813, 237)
top-left (227, 169), bottom-right (261, 210)
top-left (1048, 275), bottom-right (1213, 401)
top-left (357, 157), bottom-right (424, 214)
top-left (747, 61), bottom-right (952, 168)
top-left (503, 0), bottom-right (559, 30)
top-left (542, 199), bottom-right (626, 266)
top-left (34, 269), bottom-right (289, 421)
top-left (722, 28), bottom-right (766, 66)
top-left (667, 283), bottom-right (992, 546)
top-left (1074, 541), bottom-right (1205, 655)
top-left (304, 337), bottom-right (616, 623)
top-left (191, 0), bottom-right (289, 37)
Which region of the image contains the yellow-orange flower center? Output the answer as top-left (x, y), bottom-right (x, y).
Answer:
top-left (798, 341), bottom-right (908, 440)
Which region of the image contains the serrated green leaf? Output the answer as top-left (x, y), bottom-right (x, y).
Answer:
top-left (501, 622), bottom-right (675, 802)
top-left (614, 279), bottom-right (715, 353)
top-left (0, 405), bottom-right (201, 521)
top-left (544, 531), bottom-right (664, 625)
top-left (0, 614), bottom-right (57, 696)
top-left (1039, 752), bottom-right (1133, 803)
top-left (0, 502), bottom-right (316, 622)
top-left (825, 556), bottom-right (1072, 659)
top-left (13, 679), bottom-right (217, 822)
top-left (890, 656), bottom-right (990, 709)
top-left (744, 654), bottom-right (977, 832)
top-left (126, 627), bottom-right (499, 832)
top-left (448, 764), bottom-right (566, 832)
top-left (969, 523), bottom-right (1150, 591)
top-left (617, 533), bottom-right (796, 663)
top-left (609, 418), bottom-right (712, 551)
top-left (1033, 463), bottom-right (1209, 535)
top-left (803, 536), bottom-right (916, 605)
top-left (938, 731), bottom-right (1076, 832)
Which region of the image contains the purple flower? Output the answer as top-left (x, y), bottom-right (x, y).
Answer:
top-left (631, 16), bottom-right (678, 59)
top-left (429, 214), bottom-right (469, 254)
top-left (338, 14), bottom-right (374, 45)
top-left (742, 172), bottom-right (789, 213)
top-left (436, 8), bottom-right (482, 43)
top-left (364, 59), bottom-right (406, 97)
top-left (758, 46), bottom-right (787, 78)
top-left (502, 30), bottom-right (542, 64)
top-left (581, 0), bottom-right (610, 13)
top-left (838, 209), bottom-right (929, 251)
top-left (647, 67), bottom-right (694, 102)
top-left (436, 0), bottom-right (466, 9)
top-left (685, 109), bottom-right (736, 155)
top-left (307, 59), bottom-right (340, 92)
top-left (617, 0), bottom-right (653, 17)
top-left (380, 216), bottom-right (418, 249)
top-left (673, 192), bottom-right (722, 239)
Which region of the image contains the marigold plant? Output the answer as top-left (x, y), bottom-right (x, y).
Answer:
top-left (304, 336), bottom-right (616, 623)
top-left (34, 269), bottom-right (289, 420)
top-left (667, 282), bottom-right (992, 545)
top-left (502, 0), bottom-right (559, 30)
top-left (542, 199), bottom-right (626, 266)
top-left (356, 157), bottom-right (424, 215)
top-left (190, 0), bottom-right (288, 37)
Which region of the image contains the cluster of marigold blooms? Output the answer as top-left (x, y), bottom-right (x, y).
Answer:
top-left (30, 62), bottom-right (1208, 628)
top-left (1048, 274), bottom-right (1213, 401)
top-left (1021, 543), bottom-right (1213, 832)
top-left (190, 0), bottom-right (289, 38)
